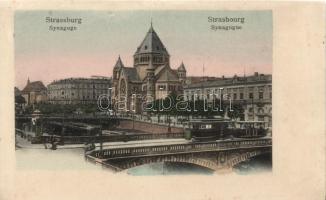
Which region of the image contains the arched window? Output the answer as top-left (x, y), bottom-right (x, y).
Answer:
top-left (120, 79), bottom-right (126, 96)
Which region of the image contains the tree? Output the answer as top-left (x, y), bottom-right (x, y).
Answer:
top-left (15, 95), bottom-right (26, 114)
top-left (15, 95), bottom-right (26, 105)
top-left (227, 102), bottom-right (245, 120)
top-left (146, 94), bottom-right (245, 121)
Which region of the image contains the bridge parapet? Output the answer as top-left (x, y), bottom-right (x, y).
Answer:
top-left (92, 138), bottom-right (272, 160)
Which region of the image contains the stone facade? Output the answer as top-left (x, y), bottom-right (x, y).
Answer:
top-left (21, 78), bottom-right (47, 105)
top-left (112, 24), bottom-right (187, 113)
top-left (184, 72), bottom-right (272, 127)
top-left (47, 76), bottom-right (111, 104)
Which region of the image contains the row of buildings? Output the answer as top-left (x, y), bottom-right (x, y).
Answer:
top-left (16, 76), bottom-right (112, 105)
top-left (16, 23), bottom-right (272, 125)
top-left (47, 76), bottom-right (111, 104)
top-left (183, 73), bottom-right (272, 125)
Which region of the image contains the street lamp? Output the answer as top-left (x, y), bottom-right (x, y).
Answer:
top-left (219, 88), bottom-right (223, 110)
top-left (159, 85), bottom-right (165, 124)
top-left (131, 93), bottom-right (137, 130)
top-left (31, 109), bottom-right (42, 136)
top-left (108, 87), bottom-right (113, 116)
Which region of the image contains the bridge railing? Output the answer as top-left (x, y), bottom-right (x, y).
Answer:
top-left (58, 133), bottom-right (184, 144)
top-left (16, 128), bottom-right (184, 144)
top-left (92, 138), bottom-right (272, 159)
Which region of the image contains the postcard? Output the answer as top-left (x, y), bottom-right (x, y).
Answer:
top-left (0, 1), bottom-right (325, 200)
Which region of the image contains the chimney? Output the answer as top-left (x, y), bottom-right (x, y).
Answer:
top-left (254, 72), bottom-right (259, 76)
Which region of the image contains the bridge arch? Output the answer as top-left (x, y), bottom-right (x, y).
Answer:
top-left (225, 149), bottom-right (272, 169)
top-left (125, 161), bottom-right (215, 175)
top-left (101, 147), bottom-right (272, 173)
top-left (110, 155), bottom-right (220, 171)
top-left (232, 151), bottom-right (272, 170)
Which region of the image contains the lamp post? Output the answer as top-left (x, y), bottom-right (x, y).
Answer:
top-left (219, 88), bottom-right (224, 113)
top-left (168, 113), bottom-right (171, 133)
top-left (96, 125), bottom-right (103, 151)
top-left (31, 109), bottom-right (42, 136)
top-left (131, 92), bottom-right (138, 130)
top-left (132, 112), bottom-right (135, 130)
top-left (108, 87), bottom-right (113, 117)
top-left (159, 85), bottom-right (165, 124)
top-left (251, 94), bottom-right (254, 121)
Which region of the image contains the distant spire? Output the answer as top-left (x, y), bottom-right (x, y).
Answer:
top-left (201, 63), bottom-right (206, 82)
top-left (27, 77), bottom-right (30, 84)
top-left (178, 61), bottom-right (186, 71)
top-left (148, 18), bottom-right (154, 32)
top-left (202, 63), bottom-right (205, 76)
top-left (243, 66), bottom-right (246, 78)
top-left (114, 55), bottom-right (124, 68)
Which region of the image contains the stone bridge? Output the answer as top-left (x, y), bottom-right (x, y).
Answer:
top-left (86, 138), bottom-right (272, 172)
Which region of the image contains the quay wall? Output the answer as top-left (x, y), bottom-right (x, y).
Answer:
top-left (117, 120), bottom-right (184, 134)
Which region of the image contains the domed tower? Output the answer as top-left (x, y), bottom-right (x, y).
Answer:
top-left (146, 58), bottom-right (156, 102)
top-left (134, 23), bottom-right (170, 81)
top-left (177, 61), bottom-right (187, 84)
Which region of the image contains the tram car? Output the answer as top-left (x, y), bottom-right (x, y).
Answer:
top-left (184, 119), bottom-right (230, 141)
top-left (228, 121), bottom-right (268, 138)
top-left (184, 119), bottom-right (268, 141)
top-left (45, 122), bottom-right (101, 136)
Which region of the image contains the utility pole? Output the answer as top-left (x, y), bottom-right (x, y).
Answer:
top-left (100, 125), bottom-right (103, 151)
top-left (132, 93), bottom-right (136, 130)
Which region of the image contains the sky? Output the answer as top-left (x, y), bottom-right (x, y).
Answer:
top-left (15, 10), bottom-right (272, 89)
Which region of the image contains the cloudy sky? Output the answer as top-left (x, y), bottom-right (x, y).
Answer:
top-left (15, 10), bottom-right (272, 89)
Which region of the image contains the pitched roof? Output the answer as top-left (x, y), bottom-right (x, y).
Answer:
top-left (177, 62), bottom-right (186, 72)
top-left (122, 67), bottom-right (140, 81)
top-left (154, 65), bottom-right (166, 76)
top-left (14, 87), bottom-right (21, 96)
top-left (155, 67), bottom-right (179, 82)
top-left (135, 25), bottom-right (169, 55)
top-left (22, 81), bottom-right (47, 93)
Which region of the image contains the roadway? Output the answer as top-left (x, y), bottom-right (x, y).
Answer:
top-left (16, 134), bottom-right (188, 150)
top-left (16, 131), bottom-right (271, 151)
top-left (92, 136), bottom-right (271, 151)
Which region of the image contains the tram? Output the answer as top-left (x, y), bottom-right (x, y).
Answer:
top-left (184, 119), bottom-right (230, 141)
top-left (45, 122), bottom-right (101, 136)
top-left (184, 119), bottom-right (268, 141)
top-left (228, 121), bottom-right (268, 138)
